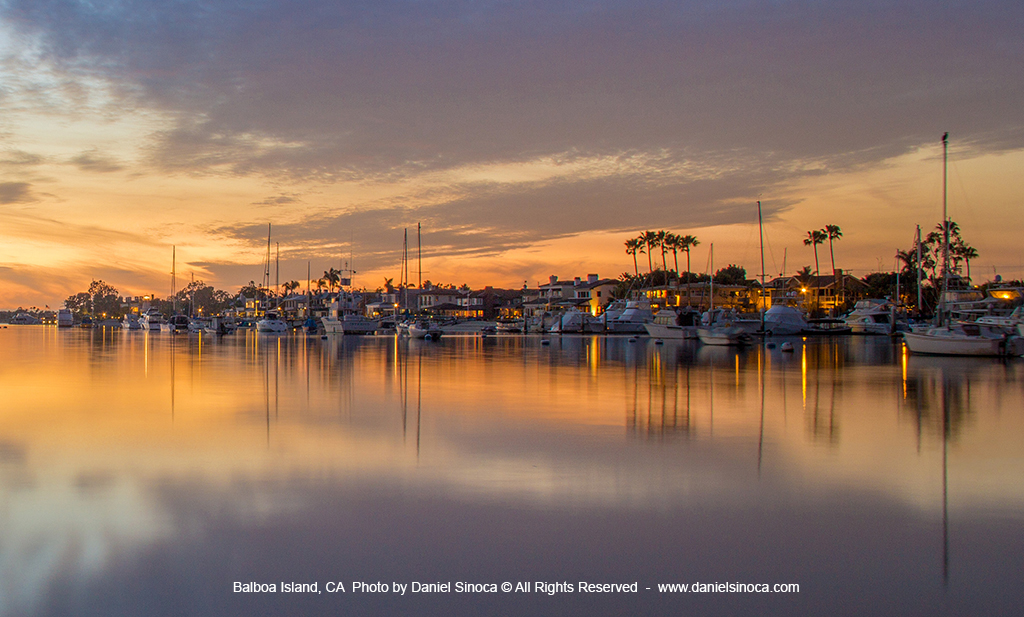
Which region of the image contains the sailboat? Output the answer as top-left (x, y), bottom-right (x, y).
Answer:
top-left (902, 133), bottom-right (1023, 356)
top-left (696, 244), bottom-right (750, 345)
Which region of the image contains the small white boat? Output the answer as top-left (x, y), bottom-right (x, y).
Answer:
top-left (903, 324), bottom-right (1023, 357)
top-left (121, 316), bottom-right (143, 330)
top-left (256, 312), bottom-right (289, 333)
top-left (322, 314), bottom-right (378, 335)
top-left (408, 321), bottom-right (443, 340)
top-left (642, 308), bottom-right (701, 339)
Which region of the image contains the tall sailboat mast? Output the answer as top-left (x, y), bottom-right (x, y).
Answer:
top-left (171, 245), bottom-right (177, 314)
top-left (939, 132), bottom-right (949, 325)
top-left (758, 200), bottom-right (766, 332)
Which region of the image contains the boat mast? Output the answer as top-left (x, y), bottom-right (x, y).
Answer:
top-left (417, 222), bottom-right (422, 290)
top-left (939, 132), bottom-right (949, 326)
top-left (758, 200), bottom-right (766, 332)
top-left (921, 224), bottom-right (929, 319)
top-left (171, 245), bottom-right (177, 314)
top-left (709, 243), bottom-right (714, 316)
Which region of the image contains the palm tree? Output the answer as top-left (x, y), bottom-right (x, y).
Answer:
top-left (665, 232), bottom-right (680, 275)
top-left (804, 230), bottom-right (827, 311)
top-left (823, 224), bottom-right (843, 303)
top-left (656, 230), bottom-right (668, 272)
top-left (824, 225), bottom-right (842, 275)
top-left (624, 238), bottom-right (643, 277)
top-left (282, 280), bottom-right (300, 295)
top-left (323, 268), bottom-right (341, 293)
top-left (954, 242), bottom-right (978, 282)
top-left (641, 231), bottom-right (658, 273)
top-left (804, 230), bottom-right (826, 275)
top-left (679, 235), bottom-right (699, 281)
top-left (383, 277), bottom-right (395, 294)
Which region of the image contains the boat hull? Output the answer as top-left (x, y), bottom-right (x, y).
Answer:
top-left (903, 331), bottom-right (1007, 356)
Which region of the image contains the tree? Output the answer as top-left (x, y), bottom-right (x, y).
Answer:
top-left (641, 231), bottom-right (658, 273)
top-left (679, 235), bottom-right (699, 281)
top-left (664, 233), bottom-right (680, 274)
top-left (824, 225), bottom-right (842, 275)
top-left (323, 268), bottom-right (341, 292)
top-left (624, 238), bottom-right (643, 277)
top-left (88, 280), bottom-right (120, 317)
top-left (954, 242), bottom-right (978, 282)
top-left (656, 230), bottom-right (668, 272)
top-left (282, 280), bottom-right (300, 295)
top-left (714, 264), bottom-right (747, 285)
top-left (65, 292), bottom-right (92, 314)
top-left (803, 230), bottom-right (826, 275)
top-left (383, 277), bottom-right (394, 294)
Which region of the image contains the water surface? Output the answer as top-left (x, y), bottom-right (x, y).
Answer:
top-left (1, 327), bottom-right (1021, 615)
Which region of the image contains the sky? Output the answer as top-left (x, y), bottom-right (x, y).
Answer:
top-left (1, 0), bottom-right (1023, 308)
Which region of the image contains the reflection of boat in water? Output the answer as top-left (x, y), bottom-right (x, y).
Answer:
top-left (802, 318), bottom-right (852, 336)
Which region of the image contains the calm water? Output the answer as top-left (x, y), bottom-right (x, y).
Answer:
top-left (1, 326), bottom-right (1022, 616)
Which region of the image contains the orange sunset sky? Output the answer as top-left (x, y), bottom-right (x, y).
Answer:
top-left (1, 1), bottom-right (1022, 309)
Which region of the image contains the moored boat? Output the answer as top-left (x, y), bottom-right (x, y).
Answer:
top-left (903, 324), bottom-right (1022, 356)
top-left (57, 309), bottom-right (74, 328)
top-left (256, 312), bottom-right (288, 333)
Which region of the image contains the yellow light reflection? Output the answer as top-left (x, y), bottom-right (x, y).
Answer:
top-left (801, 343), bottom-right (807, 410)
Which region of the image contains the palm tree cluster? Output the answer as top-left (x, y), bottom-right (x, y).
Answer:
top-left (623, 231), bottom-right (700, 280)
top-left (803, 224), bottom-right (843, 276)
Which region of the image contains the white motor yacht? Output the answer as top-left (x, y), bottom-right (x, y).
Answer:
top-left (256, 312), bottom-right (289, 333)
top-left (643, 308), bottom-right (700, 339)
top-left (140, 309), bottom-right (166, 331)
top-left (843, 299), bottom-right (895, 334)
top-left (605, 299), bottom-right (654, 334)
top-left (57, 308), bottom-right (74, 328)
